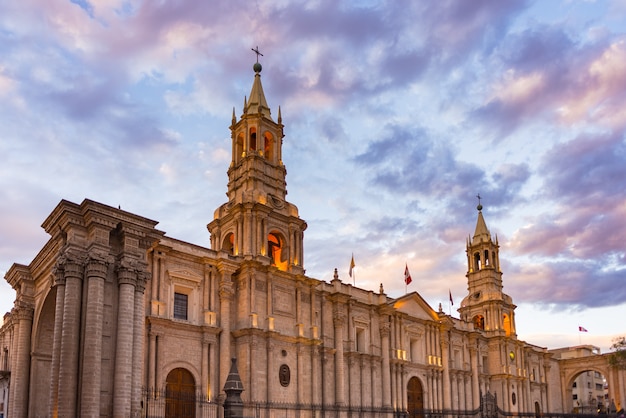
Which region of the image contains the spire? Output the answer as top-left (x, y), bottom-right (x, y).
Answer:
top-left (245, 55), bottom-right (272, 119)
top-left (472, 195), bottom-right (491, 244)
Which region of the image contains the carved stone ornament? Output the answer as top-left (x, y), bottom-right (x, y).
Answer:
top-left (268, 194), bottom-right (284, 209)
top-left (279, 364), bottom-right (290, 387)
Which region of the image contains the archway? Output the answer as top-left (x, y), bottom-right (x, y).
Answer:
top-left (166, 368), bottom-right (196, 418)
top-left (222, 232), bottom-right (234, 255)
top-left (407, 376), bottom-right (424, 418)
top-left (268, 231), bottom-right (288, 271)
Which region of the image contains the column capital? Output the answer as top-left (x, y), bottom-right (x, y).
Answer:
top-left (86, 256), bottom-right (109, 279)
top-left (333, 312), bottom-right (345, 327)
top-left (13, 305), bottom-right (34, 321)
top-left (135, 271), bottom-right (149, 293)
top-left (379, 322), bottom-right (391, 337)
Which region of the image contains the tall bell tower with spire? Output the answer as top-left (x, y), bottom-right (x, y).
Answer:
top-left (459, 197), bottom-right (517, 337)
top-left (207, 53), bottom-right (307, 273)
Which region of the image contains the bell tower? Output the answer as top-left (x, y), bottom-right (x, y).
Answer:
top-left (459, 198), bottom-right (516, 337)
top-left (207, 57), bottom-right (307, 274)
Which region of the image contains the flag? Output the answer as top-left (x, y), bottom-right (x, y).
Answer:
top-left (404, 263), bottom-right (412, 285)
top-left (449, 289), bottom-right (454, 306)
top-left (349, 254), bottom-right (355, 277)
top-left (578, 326), bottom-right (588, 332)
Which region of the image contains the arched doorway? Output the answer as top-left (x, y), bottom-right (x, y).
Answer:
top-left (166, 368), bottom-right (196, 418)
top-left (407, 376), bottom-right (424, 418)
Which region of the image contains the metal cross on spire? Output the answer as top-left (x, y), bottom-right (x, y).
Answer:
top-left (476, 193), bottom-right (483, 211)
top-left (251, 46), bottom-right (263, 63)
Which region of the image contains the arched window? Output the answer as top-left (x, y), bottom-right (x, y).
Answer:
top-left (249, 127), bottom-right (257, 151)
top-left (503, 313), bottom-right (512, 336)
top-left (474, 252), bottom-right (481, 271)
top-left (268, 231), bottom-right (288, 271)
top-left (222, 233), bottom-right (234, 254)
top-left (484, 249), bottom-right (490, 266)
top-left (166, 368), bottom-right (196, 418)
top-left (473, 315), bottom-right (485, 330)
top-left (236, 134), bottom-right (244, 162)
top-left (264, 131), bottom-right (274, 161)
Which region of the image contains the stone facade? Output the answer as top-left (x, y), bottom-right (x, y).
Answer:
top-left (1, 62), bottom-right (625, 418)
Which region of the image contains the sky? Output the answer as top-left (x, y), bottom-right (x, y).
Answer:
top-left (1, 0), bottom-right (625, 354)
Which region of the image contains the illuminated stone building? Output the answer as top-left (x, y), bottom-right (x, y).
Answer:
top-left (1, 61), bottom-right (625, 418)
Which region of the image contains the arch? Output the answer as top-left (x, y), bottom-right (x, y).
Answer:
top-left (29, 287), bottom-right (57, 417)
top-left (221, 232), bottom-right (234, 255)
top-left (166, 367), bottom-right (196, 418)
top-left (473, 314), bottom-right (485, 330)
top-left (235, 133), bottom-right (244, 162)
top-left (484, 249), bottom-right (490, 266)
top-left (474, 252), bottom-right (481, 271)
top-left (268, 231), bottom-right (288, 271)
top-left (263, 131), bottom-right (274, 161)
top-left (249, 127), bottom-right (257, 151)
top-left (503, 313), bottom-right (512, 336)
top-left (559, 356), bottom-right (618, 415)
top-left (407, 376), bottom-right (424, 418)
top-left (535, 401), bottom-right (541, 418)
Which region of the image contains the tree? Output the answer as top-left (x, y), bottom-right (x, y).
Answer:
top-left (608, 336), bottom-right (626, 369)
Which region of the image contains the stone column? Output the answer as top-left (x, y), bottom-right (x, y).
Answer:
top-left (113, 265), bottom-right (137, 418)
top-left (333, 313), bottom-right (345, 405)
top-left (469, 336), bottom-right (480, 409)
top-left (131, 274), bottom-right (147, 415)
top-left (202, 336), bottom-right (209, 399)
top-left (380, 321), bottom-right (392, 408)
top-left (311, 345), bottom-right (319, 405)
top-left (542, 357), bottom-right (552, 413)
top-left (148, 330), bottom-right (157, 389)
top-left (11, 306), bottom-right (34, 418)
top-left (266, 341), bottom-right (274, 402)
top-left (440, 330), bottom-right (451, 410)
top-left (210, 343), bottom-right (218, 400)
top-left (297, 344), bottom-right (304, 403)
top-left (57, 257), bottom-right (85, 418)
top-left (80, 256), bottom-right (108, 418)
top-left (219, 273), bottom-right (234, 394)
top-left (48, 265), bottom-right (66, 418)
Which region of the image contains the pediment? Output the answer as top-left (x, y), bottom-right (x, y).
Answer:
top-left (167, 268), bottom-right (203, 283)
top-left (391, 292), bottom-right (439, 321)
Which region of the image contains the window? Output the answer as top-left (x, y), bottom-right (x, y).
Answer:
top-left (573, 394), bottom-right (578, 400)
top-left (355, 327), bottom-right (366, 352)
top-left (573, 382), bottom-right (577, 388)
top-left (174, 293), bottom-right (188, 320)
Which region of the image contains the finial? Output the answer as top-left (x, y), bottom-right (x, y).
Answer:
top-left (232, 107), bottom-right (236, 123)
top-left (251, 46), bottom-right (263, 73)
top-left (278, 106), bottom-right (282, 124)
top-left (379, 283), bottom-right (384, 294)
top-left (476, 193), bottom-right (483, 211)
top-left (333, 268), bottom-right (339, 280)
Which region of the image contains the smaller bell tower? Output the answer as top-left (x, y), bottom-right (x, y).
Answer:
top-left (459, 197), bottom-right (516, 337)
top-left (207, 55), bottom-right (307, 274)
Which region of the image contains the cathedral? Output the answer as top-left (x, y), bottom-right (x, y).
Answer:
top-left (1, 60), bottom-right (624, 418)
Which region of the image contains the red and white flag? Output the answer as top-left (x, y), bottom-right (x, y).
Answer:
top-left (578, 326), bottom-right (588, 332)
top-left (404, 264), bottom-right (412, 285)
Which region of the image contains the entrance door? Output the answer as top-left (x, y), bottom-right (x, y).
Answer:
top-left (407, 376), bottom-right (424, 418)
top-left (165, 368), bottom-right (196, 418)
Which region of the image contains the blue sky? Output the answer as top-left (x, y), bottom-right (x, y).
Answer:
top-left (1, 0), bottom-right (625, 352)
